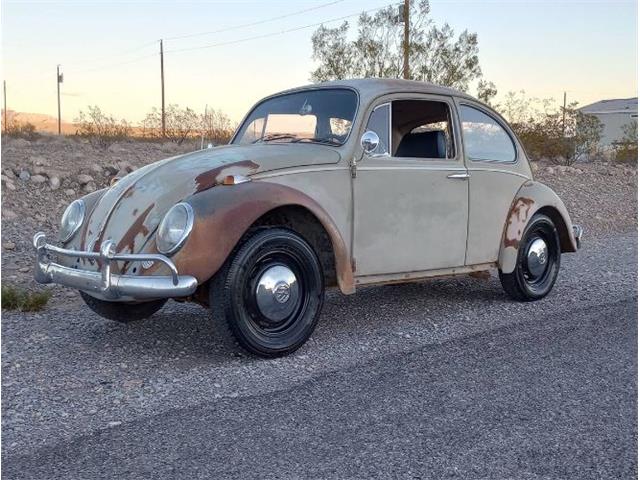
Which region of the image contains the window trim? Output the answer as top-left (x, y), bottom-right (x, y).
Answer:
top-left (363, 102), bottom-right (392, 157)
top-left (458, 102), bottom-right (519, 164)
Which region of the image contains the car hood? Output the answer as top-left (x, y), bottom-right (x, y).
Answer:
top-left (78, 143), bottom-right (341, 254)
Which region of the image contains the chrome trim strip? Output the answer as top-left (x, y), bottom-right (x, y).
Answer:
top-left (33, 232), bottom-right (197, 301)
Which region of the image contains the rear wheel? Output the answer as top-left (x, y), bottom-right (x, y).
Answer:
top-left (499, 214), bottom-right (561, 301)
top-left (210, 228), bottom-right (325, 358)
top-left (79, 291), bottom-right (167, 322)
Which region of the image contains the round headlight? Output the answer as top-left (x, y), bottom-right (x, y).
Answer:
top-left (59, 199), bottom-right (85, 242)
top-left (156, 203), bottom-right (194, 255)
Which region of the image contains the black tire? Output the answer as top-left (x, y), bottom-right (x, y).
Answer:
top-left (499, 213), bottom-right (561, 301)
top-left (210, 228), bottom-right (325, 358)
top-left (79, 291), bottom-right (167, 322)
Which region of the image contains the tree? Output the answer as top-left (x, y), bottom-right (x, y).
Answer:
top-left (614, 119), bottom-right (637, 164)
top-left (310, 0), bottom-right (490, 96)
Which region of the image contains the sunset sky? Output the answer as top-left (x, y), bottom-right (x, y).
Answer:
top-left (1, 0), bottom-right (637, 124)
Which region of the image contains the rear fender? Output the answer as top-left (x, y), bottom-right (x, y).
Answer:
top-left (498, 181), bottom-right (577, 274)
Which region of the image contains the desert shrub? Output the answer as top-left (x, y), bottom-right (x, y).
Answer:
top-left (4, 117), bottom-right (39, 140)
top-left (498, 92), bottom-right (603, 165)
top-left (142, 104), bottom-right (200, 145)
top-left (1, 285), bottom-right (51, 312)
top-left (74, 106), bottom-right (132, 149)
top-left (614, 120), bottom-right (638, 164)
top-left (201, 108), bottom-right (236, 145)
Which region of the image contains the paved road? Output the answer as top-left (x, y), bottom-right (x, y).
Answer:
top-left (2, 232), bottom-right (637, 479)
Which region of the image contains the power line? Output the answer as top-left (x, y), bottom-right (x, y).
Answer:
top-left (164, 0), bottom-right (345, 41)
top-left (66, 52), bottom-right (158, 75)
top-left (165, 3), bottom-right (394, 54)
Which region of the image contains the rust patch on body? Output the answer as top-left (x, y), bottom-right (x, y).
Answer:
top-left (503, 197), bottom-right (535, 249)
top-left (117, 204), bottom-right (154, 254)
top-left (469, 270), bottom-right (491, 280)
top-left (194, 160), bottom-right (259, 193)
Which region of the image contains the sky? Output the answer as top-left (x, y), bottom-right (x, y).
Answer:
top-left (1, 0), bottom-right (637, 124)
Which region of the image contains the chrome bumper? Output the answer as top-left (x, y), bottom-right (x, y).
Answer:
top-left (573, 224), bottom-right (584, 249)
top-left (33, 232), bottom-right (198, 301)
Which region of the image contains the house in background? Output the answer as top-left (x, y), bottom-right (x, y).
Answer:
top-left (579, 97), bottom-right (638, 149)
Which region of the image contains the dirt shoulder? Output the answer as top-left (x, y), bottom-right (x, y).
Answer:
top-left (1, 135), bottom-right (637, 303)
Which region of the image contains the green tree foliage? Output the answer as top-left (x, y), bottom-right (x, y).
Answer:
top-left (310, 0), bottom-right (490, 95)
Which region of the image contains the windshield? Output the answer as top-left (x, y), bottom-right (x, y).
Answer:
top-left (233, 88), bottom-right (358, 146)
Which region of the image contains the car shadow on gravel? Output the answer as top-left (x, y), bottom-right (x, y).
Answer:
top-left (64, 275), bottom-right (509, 362)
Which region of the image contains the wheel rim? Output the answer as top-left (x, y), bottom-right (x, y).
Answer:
top-left (521, 230), bottom-right (555, 288)
top-left (255, 265), bottom-right (300, 322)
top-left (243, 251), bottom-right (308, 335)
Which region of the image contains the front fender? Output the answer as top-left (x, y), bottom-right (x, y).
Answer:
top-left (167, 181), bottom-right (354, 294)
top-left (498, 181), bottom-right (578, 274)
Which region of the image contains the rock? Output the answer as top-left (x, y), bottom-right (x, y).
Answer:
top-left (117, 161), bottom-right (134, 173)
top-left (530, 162), bottom-right (539, 172)
top-left (104, 165), bottom-right (119, 175)
top-left (76, 174), bottom-right (94, 185)
top-left (544, 167), bottom-right (555, 174)
top-left (4, 208), bottom-right (18, 220)
top-left (19, 266), bottom-right (30, 273)
top-left (50, 176), bottom-right (61, 190)
top-left (32, 165), bottom-right (49, 176)
top-left (90, 164), bottom-right (104, 175)
top-left (4, 180), bottom-right (16, 191)
top-left (84, 182), bottom-right (97, 193)
top-left (107, 421), bottom-right (122, 428)
top-left (10, 138), bottom-right (29, 148)
top-left (30, 156), bottom-right (50, 167)
top-left (64, 188), bottom-right (76, 196)
top-left (19, 170), bottom-right (30, 181)
top-left (31, 175), bottom-right (47, 184)
top-left (3, 241), bottom-right (16, 250)
top-left (3, 168), bottom-right (15, 179)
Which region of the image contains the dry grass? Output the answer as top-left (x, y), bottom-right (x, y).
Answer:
top-left (1, 285), bottom-right (51, 312)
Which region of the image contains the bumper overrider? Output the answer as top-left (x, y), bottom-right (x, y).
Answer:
top-left (33, 232), bottom-right (198, 301)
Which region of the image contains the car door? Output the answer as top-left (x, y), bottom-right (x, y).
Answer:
top-left (456, 101), bottom-right (531, 265)
top-left (353, 94), bottom-right (469, 277)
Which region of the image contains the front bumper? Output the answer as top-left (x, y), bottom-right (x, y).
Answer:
top-left (33, 232), bottom-right (198, 302)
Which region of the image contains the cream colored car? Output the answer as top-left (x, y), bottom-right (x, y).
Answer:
top-left (34, 79), bottom-right (582, 357)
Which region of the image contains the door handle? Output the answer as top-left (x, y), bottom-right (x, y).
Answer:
top-left (447, 172), bottom-right (470, 180)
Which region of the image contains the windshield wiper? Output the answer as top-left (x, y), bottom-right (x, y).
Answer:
top-left (252, 134), bottom-right (297, 144)
top-left (291, 137), bottom-right (341, 145)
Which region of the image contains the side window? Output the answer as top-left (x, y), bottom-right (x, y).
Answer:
top-left (364, 103), bottom-right (391, 156)
top-left (460, 105), bottom-right (516, 162)
top-left (391, 100), bottom-right (455, 159)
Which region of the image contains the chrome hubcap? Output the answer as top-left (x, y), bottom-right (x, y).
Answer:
top-left (526, 238), bottom-right (548, 278)
top-left (255, 265), bottom-right (299, 322)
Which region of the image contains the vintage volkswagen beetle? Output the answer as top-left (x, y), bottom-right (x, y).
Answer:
top-left (34, 79), bottom-right (582, 357)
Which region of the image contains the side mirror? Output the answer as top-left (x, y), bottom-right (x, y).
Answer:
top-left (360, 130), bottom-right (380, 154)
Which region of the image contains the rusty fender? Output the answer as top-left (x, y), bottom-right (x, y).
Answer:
top-left (498, 180), bottom-right (578, 274)
top-left (168, 181), bottom-right (355, 295)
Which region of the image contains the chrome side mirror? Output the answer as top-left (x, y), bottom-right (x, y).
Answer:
top-left (360, 130), bottom-right (380, 154)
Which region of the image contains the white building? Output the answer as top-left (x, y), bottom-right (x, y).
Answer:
top-left (579, 97), bottom-right (637, 148)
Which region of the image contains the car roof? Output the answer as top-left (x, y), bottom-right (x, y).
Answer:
top-left (275, 78), bottom-right (477, 103)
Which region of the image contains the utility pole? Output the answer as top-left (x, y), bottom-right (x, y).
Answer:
top-left (160, 39), bottom-right (166, 138)
top-left (402, 0), bottom-right (410, 79)
top-left (56, 65), bottom-right (63, 135)
top-left (561, 91), bottom-right (567, 136)
top-left (3, 81), bottom-right (7, 133)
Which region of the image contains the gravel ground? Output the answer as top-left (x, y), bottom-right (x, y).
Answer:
top-left (2, 230), bottom-right (637, 478)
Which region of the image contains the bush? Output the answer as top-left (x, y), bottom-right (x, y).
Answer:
top-left (614, 120), bottom-right (638, 164)
top-left (142, 104), bottom-right (200, 145)
top-left (201, 108), bottom-right (236, 145)
top-left (74, 106), bottom-right (132, 149)
top-left (1, 285), bottom-right (51, 312)
top-left (4, 118), bottom-right (39, 140)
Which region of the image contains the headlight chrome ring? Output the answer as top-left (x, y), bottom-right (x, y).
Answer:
top-left (156, 203), bottom-right (194, 256)
top-left (59, 199), bottom-right (86, 243)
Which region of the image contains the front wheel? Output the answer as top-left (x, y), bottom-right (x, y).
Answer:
top-left (210, 228), bottom-right (325, 358)
top-left (499, 214), bottom-right (561, 301)
top-left (79, 291), bottom-right (167, 322)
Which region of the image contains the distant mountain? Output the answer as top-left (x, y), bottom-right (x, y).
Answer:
top-left (2, 110), bottom-right (76, 134)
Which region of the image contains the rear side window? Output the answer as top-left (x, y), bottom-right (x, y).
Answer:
top-left (460, 105), bottom-right (516, 162)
